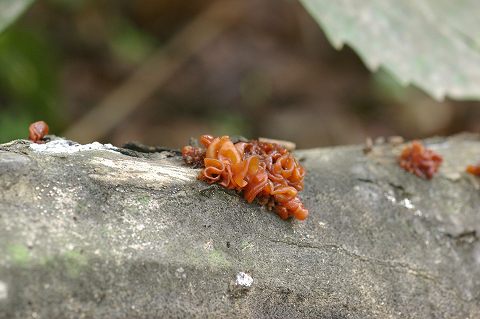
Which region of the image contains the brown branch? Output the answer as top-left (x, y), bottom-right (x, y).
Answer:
top-left (63, 0), bottom-right (245, 143)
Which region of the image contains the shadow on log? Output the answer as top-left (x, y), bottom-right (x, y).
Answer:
top-left (0, 135), bottom-right (479, 318)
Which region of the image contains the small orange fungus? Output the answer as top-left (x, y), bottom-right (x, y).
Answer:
top-left (182, 135), bottom-right (308, 220)
top-left (399, 141), bottom-right (442, 180)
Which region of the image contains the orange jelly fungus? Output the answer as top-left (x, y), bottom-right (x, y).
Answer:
top-left (28, 121), bottom-right (49, 144)
top-left (182, 135), bottom-right (308, 220)
top-left (399, 140), bottom-right (443, 180)
top-left (466, 164), bottom-right (480, 176)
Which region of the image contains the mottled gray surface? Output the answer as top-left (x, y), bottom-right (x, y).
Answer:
top-left (0, 135), bottom-right (479, 318)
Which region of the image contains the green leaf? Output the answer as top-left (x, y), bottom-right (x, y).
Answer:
top-left (0, 0), bottom-right (35, 33)
top-left (300, 0), bottom-right (480, 101)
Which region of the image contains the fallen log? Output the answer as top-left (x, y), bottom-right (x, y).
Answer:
top-left (0, 135), bottom-right (479, 318)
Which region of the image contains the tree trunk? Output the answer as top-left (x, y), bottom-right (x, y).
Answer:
top-left (0, 135), bottom-right (479, 318)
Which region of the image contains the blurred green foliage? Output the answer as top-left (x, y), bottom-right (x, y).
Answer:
top-left (0, 26), bottom-right (61, 142)
top-left (210, 112), bottom-right (251, 138)
top-left (0, 0), bottom-right (156, 143)
top-left (0, 0), bottom-right (477, 147)
top-left (108, 17), bottom-right (156, 65)
top-left (0, 0), bottom-right (34, 33)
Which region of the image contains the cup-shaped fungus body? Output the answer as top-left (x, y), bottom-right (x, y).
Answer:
top-left (28, 121), bottom-right (49, 143)
top-left (183, 135), bottom-right (308, 220)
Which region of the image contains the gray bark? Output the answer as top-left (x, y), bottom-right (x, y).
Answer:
top-left (0, 135), bottom-right (479, 318)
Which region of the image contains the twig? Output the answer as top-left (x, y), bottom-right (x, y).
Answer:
top-left (63, 0), bottom-right (245, 143)
top-left (258, 137), bottom-right (296, 151)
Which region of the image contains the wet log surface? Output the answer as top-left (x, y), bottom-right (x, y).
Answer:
top-left (0, 135), bottom-right (479, 318)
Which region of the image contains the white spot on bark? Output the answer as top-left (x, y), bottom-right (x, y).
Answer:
top-left (204, 240), bottom-right (214, 251)
top-left (385, 193), bottom-right (396, 203)
top-left (89, 157), bottom-right (196, 186)
top-left (0, 281), bottom-right (7, 301)
top-left (399, 198), bottom-right (423, 216)
top-left (30, 140), bottom-right (118, 154)
top-left (235, 272), bottom-right (253, 287)
top-left (400, 198), bottom-right (414, 210)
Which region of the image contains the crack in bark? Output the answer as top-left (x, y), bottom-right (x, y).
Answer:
top-left (355, 178), bottom-right (411, 198)
top-left (265, 237), bottom-right (477, 303)
top-left (267, 237), bottom-right (436, 281)
top-left (356, 178), bottom-right (479, 247)
top-left (445, 230), bottom-right (478, 244)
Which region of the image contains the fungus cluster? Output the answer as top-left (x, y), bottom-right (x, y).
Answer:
top-left (182, 135), bottom-right (308, 220)
top-left (399, 140), bottom-right (443, 179)
top-left (29, 121), bottom-right (49, 143)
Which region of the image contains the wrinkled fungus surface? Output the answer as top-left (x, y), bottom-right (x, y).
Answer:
top-left (399, 140), bottom-right (442, 180)
top-left (182, 135), bottom-right (308, 220)
top-left (28, 121), bottom-right (49, 144)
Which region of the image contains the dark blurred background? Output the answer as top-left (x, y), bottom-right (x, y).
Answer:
top-left (1, 0), bottom-right (480, 149)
